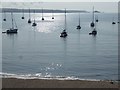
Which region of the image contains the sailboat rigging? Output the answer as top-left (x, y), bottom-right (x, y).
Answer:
top-left (42, 8), bottom-right (44, 20)
top-left (90, 6), bottom-right (95, 27)
top-left (32, 10), bottom-right (37, 26)
top-left (76, 13), bottom-right (81, 29)
top-left (52, 9), bottom-right (54, 19)
top-left (60, 9), bottom-right (68, 38)
top-left (28, 8), bottom-right (32, 23)
top-left (6, 12), bottom-right (18, 34)
top-left (95, 15), bottom-right (99, 22)
top-left (21, 9), bottom-right (25, 19)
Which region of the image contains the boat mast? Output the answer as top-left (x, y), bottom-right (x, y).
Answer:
top-left (79, 13), bottom-right (80, 26)
top-left (29, 8), bottom-right (31, 19)
top-left (4, 11), bottom-right (6, 19)
top-left (92, 6), bottom-right (94, 23)
top-left (11, 12), bottom-right (14, 29)
top-left (34, 10), bottom-right (35, 23)
top-left (42, 8), bottom-right (43, 18)
top-left (22, 9), bottom-right (24, 17)
top-left (65, 8), bottom-right (67, 31)
top-left (52, 9), bottom-right (54, 18)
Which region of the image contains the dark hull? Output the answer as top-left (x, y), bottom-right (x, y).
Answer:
top-left (22, 17), bottom-right (24, 19)
top-left (76, 25), bottom-right (81, 29)
top-left (42, 18), bottom-right (44, 20)
top-left (60, 31), bottom-right (68, 38)
top-left (89, 30), bottom-right (97, 35)
top-left (32, 23), bottom-right (37, 26)
top-left (28, 19), bottom-right (32, 23)
top-left (90, 22), bottom-right (95, 27)
top-left (3, 19), bottom-right (6, 21)
top-left (6, 29), bottom-right (18, 34)
top-left (112, 22), bottom-right (116, 24)
top-left (96, 20), bottom-right (98, 22)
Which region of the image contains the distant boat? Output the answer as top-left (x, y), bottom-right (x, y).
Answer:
top-left (6, 12), bottom-right (18, 34)
top-left (3, 11), bottom-right (6, 21)
top-left (112, 22), bottom-right (116, 24)
top-left (89, 28), bottom-right (97, 35)
top-left (112, 17), bottom-right (116, 24)
top-left (95, 15), bottom-right (99, 22)
top-left (28, 8), bottom-right (32, 23)
top-left (42, 8), bottom-right (44, 20)
top-left (52, 9), bottom-right (54, 19)
top-left (32, 10), bottom-right (37, 26)
top-left (21, 9), bottom-right (25, 19)
top-left (90, 6), bottom-right (95, 27)
top-left (76, 13), bottom-right (81, 29)
top-left (60, 9), bottom-right (68, 38)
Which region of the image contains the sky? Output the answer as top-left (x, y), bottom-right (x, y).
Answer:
top-left (1, 0), bottom-right (119, 13)
top-left (1, 0), bottom-right (119, 2)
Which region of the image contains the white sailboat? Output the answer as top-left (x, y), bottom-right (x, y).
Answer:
top-left (6, 12), bottom-right (18, 34)
top-left (60, 9), bottom-right (68, 38)
top-left (90, 6), bottom-right (95, 27)
top-left (28, 8), bottom-right (32, 23)
top-left (76, 13), bottom-right (81, 29)
top-left (32, 10), bottom-right (37, 26)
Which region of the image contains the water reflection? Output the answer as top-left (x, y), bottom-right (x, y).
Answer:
top-left (91, 34), bottom-right (97, 55)
top-left (7, 34), bottom-right (18, 48)
top-left (77, 30), bottom-right (81, 49)
top-left (61, 37), bottom-right (67, 57)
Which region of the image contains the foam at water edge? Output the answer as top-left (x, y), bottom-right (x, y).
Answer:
top-left (0, 72), bottom-right (107, 81)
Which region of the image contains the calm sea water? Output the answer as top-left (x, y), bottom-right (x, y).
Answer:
top-left (2, 12), bottom-right (118, 80)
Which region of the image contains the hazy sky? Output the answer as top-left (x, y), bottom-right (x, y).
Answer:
top-left (1, 0), bottom-right (119, 13)
top-left (1, 0), bottom-right (119, 2)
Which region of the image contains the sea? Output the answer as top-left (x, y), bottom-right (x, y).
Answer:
top-left (1, 12), bottom-right (118, 81)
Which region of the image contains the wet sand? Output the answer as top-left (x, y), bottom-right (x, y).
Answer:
top-left (2, 78), bottom-right (119, 88)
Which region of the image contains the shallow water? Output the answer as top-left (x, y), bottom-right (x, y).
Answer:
top-left (2, 12), bottom-right (118, 80)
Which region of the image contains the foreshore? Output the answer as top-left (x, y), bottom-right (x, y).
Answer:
top-left (2, 78), bottom-right (119, 88)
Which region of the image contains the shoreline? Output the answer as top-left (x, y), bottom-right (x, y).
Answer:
top-left (2, 78), bottom-right (119, 88)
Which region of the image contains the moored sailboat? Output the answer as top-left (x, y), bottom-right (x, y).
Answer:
top-left (76, 13), bottom-right (81, 29)
top-left (95, 15), bottom-right (99, 22)
top-left (112, 17), bottom-right (116, 24)
top-left (32, 10), bottom-right (37, 26)
top-left (21, 9), bottom-right (25, 19)
top-left (52, 9), bottom-right (54, 19)
top-left (89, 21), bottom-right (97, 35)
top-left (42, 8), bottom-right (44, 20)
top-left (28, 8), bottom-right (32, 23)
top-left (60, 9), bottom-right (68, 38)
top-left (90, 6), bottom-right (95, 27)
top-left (3, 11), bottom-right (6, 21)
top-left (6, 12), bottom-right (18, 34)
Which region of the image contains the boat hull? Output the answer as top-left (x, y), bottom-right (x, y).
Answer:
top-left (90, 22), bottom-right (95, 27)
top-left (89, 30), bottom-right (97, 35)
top-left (28, 19), bottom-right (32, 23)
top-left (60, 30), bottom-right (68, 38)
top-left (6, 29), bottom-right (18, 34)
top-left (76, 25), bottom-right (81, 29)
